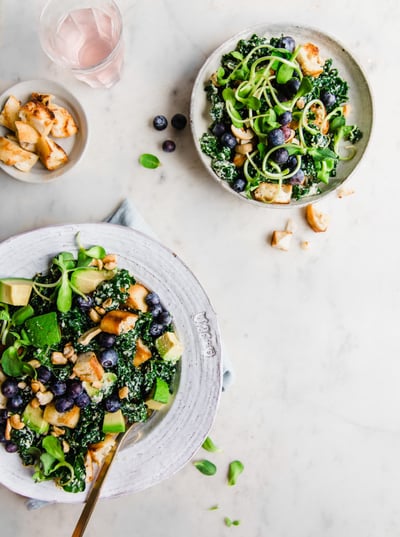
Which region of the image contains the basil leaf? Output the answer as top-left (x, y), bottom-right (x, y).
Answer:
top-left (202, 436), bottom-right (222, 453)
top-left (193, 459), bottom-right (217, 476)
top-left (139, 153), bottom-right (161, 169)
top-left (227, 460), bottom-right (244, 486)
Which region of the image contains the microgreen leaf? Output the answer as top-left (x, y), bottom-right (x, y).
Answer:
top-left (193, 459), bottom-right (217, 476)
top-left (224, 517), bottom-right (232, 527)
top-left (42, 436), bottom-right (65, 462)
top-left (139, 153), bottom-right (161, 169)
top-left (202, 436), bottom-right (222, 453)
top-left (208, 505), bottom-right (219, 511)
top-left (227, 460), bottom-right (244, 486)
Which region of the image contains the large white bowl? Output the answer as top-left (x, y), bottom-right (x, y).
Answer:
top-left (190, 24), bottom-right (373, 208)
top-left (0, 223), bottom-right (222, 502)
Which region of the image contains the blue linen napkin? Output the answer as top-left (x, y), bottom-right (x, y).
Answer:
top-left (25, 198), bottom-right (232, 510)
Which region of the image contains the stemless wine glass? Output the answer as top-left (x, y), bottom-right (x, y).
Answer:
top-left (39, 0), bottom-right (124, 89)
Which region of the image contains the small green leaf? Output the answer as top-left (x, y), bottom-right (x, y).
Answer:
top-left (208, 505), bottom-right (219, 511)
top-left (202, 436), bottom-right (222, 453)
top-left (227, 460), bottom-right (244, 486)
top-left (139, 153), bottom-right (161, 169)
top-left (42, 436), bottom-right (65, 462)
top-left (232, 520), bottom-right (241, 526)
top-left (224, 517), bottom-right (233, 527)
top-left (193, 459), bottom-right (217, 476)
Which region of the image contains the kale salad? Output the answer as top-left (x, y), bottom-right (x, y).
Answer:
top-left (0, 235), bottom-right (183, 493)
top-left (200, 33), bottom-right (363, 204)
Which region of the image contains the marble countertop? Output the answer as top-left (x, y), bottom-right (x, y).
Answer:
top-left (0, 0), bottom-right (398, 536)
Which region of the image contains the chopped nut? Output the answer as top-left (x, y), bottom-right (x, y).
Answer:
top-left (103, 254), bottom-right (117, 264)
top-left (77, 326), bottom-right (102, 346)
top-left (10, 414), bottom-right (25, 430)
top-left (231, 125), bottom-right (254, 141)
top-left (102, 297), bottom-right (113, 309)
top-left (30, 398), bottom-right (40, 408)
top-left (36, 390), bottom-right (54, 406)
top-left (305, 204), bottom-right (330, 232)
top-left (51, 426), bottom-right (65, 437)
top-left (296, 97), bottom-right (305, 110)
top-left (271, 230), bottom-right (293, 251)
top-left (28, 359), bottom-right (41, 369)
top-left (301, 240), bottom-right (311, 250)
top-left (95, 306), bottom-right (106, 316)
top-left (233, 153), bottom-right (246, 167)
top-left (51, 351), bottom-right (68, 365)
top-left (62, 440), bottom-right (70, 453)
top-left (119, 386), bottom-right (129, 399)
top-left (90, 258), bottom-right (103, 270)
top-left (103, 260), bottom-right (117, 270)
top-left (63, 343), bottom-right (75, 359)
top-left (235, 142), bottom-right (253, 155)
top-left (17, 381), bottom-right (27, 389)
top-left (31, 380), bottom-right (41, 393)
top-left (89, 308), bottom-right (102, 323)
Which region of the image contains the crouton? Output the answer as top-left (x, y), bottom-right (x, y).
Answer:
top-left (36, 134), bottom-right (68, 170)
top-left (305, 203), bottom-right (330, 232)
top-left (18, 100), bottom-right (55, 136)
top-left (253, 183), bottom-right (292, 204)
top-left (0, 95), bottom-right (21, 131)
top-left (43, 403), bottom-right (80, 429)
top-left (49, 103), bottom-right (78, 138)
top-left (15, 120), bottom-right (39, 152)
top-left (271, 230), bottom-right (293, 251)
top-left (297, 42), bottom-right (324, 77)
top-left (0, 136), bottom-right (39, 171)
top-left (133, 338), bottom-right (152, 367)
top-left (73, 351), bottom-right (105, 383)
top-left (125, 283), bottom-right (149, 312)
top-left (88, 434), bottom-right (117, 465)
top-left (100, 310), bottom-right (138, 335)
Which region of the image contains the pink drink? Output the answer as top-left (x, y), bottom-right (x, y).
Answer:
top-left (43, 5), bottom-right (123, 88)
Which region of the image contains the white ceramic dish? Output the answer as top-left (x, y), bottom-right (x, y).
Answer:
top-left (0, 223), bottom-right (222, 503)
top-left (190, 24), bottom-right (373, 208)
top-left (0, 79), bottom-right (88, 183)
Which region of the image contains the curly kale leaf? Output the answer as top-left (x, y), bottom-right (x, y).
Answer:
top-left (307, 58), bottom-right (350, 107)
top-left (93, 269), bottom-right (135, 308)
top-left (141, 359), bottom-right (177, 396)
top-left (66, 404), bottom-right (105, 451)
top-left (120, 400), bottom-right (148, 423)
top-left (211, 158), bottom-right (239, 183)
top-left (11, 427), bottom-right (41, 466)
top-left (62, 453), bottom-right (86, 493)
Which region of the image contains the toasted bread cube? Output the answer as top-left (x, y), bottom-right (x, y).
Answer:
top-left (49, 103), bottom-right (78, 138)
top-left (0, 136), bottom-right (39, 171)
top-left (0, 95), bottom-right (21, 131)
top-left (73, 351), bottom-right (105, 383)
top-left (36, 135), bottom-right (68, 170)
top-left (31, 92), bottom-right (54, 106)
top-left (297, 43), bottom-right (324, 77)
top-left (133, 338), bottom-right (152, 367)
top-left (254, 183), bottom-right (292, 204)
top-left (43, 403), bottom-right (80, 429)
top-left (126, 283), bottom-right (149, 312)
top-left (100, 310), bottom-right (138, 335)
top-left (305, 204), bottom-right (330, 232)
top-left (18, 100), bottom-right (55, 136)
top-left (15, 121), bottom-right (39, 152)
top-left (89, 434), bottom-right (117, 465)
top-left (271, 230), bottom-right (293, 251)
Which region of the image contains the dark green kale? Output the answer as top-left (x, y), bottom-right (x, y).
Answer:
top-left (119, 400), bottom-right (148, 423)
top-left (211, 158), bottom-right (238, 183)
top-left (59, 307), bottom-right (92, 344)
top-left (11, 427), bottom-right (41, 466)
top-left (66, 403), bottom-right (105, 451)
top-left (141, 359), bottom-right (177, 396)
top-left (62, 453), bottom-right (86, 493)
top-left (307, 58), bottom-right (350, 106)
top-left (93, 269), bottom-right (135, 308)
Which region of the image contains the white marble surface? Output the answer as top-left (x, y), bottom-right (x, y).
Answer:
top-left (0, 0), bottom-right (398, 536)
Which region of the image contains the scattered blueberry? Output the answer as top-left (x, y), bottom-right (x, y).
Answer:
top-left (278, 111), bottom-right (292, 126)
top-left (271, 147), bottom-right (289, 166)
top-left (150, 303), bottom-right (163, 317)
top-left (149, 322), bottom-right (164, 337)
top-left (37, 366), bottom-right (52, 384)
top-left (54, 396), bottom-right (75, 413)
top-left (98, 332), bottom-right (117, 348)
top-left (5, 441), bottom-right (18, 453)
top-left (1, 378), bottom-right (19, 398)
top-left (75, 391), bottom-right (91, 409)
top-left (320, 90), bottom-right (336, 108)
top-left (99, 348), bottom-right (119, 368)
top-left (171, 113), bottom-right (187, 130)
top-left (7, 394), bottom-right (24, 411)
top-left (289, 169), bottom-right (305, 185)
top-left (67, 380), bottom-right (83, 399)
top-left (162, 140), bottom-right (176, 153)
top-left (50, 380), bottom-right (67, 396)
top-left (212, 123), bottom-right (226, 137)
top-left (158, 311), bottom-right (172, 326)
top-left (221, 132), bottom-right (237, 149)
top-left (104, 396), bottom-right (121, 413)
top-left (283, 78), bottom-right (300, 98)
top-left (278, 36), bottom-right (296, 53)
top-left (153, 115), bottom-right (168, 131)
top-left (267, 128), bottom-right (285, 147)
top-left (76, 295), bottom-right (94, 311)
top-left (145, 292), bottom-right (160, 306)
top-left (231, 177), bottom-right (247, 193)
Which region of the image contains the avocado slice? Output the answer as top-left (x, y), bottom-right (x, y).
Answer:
top-left (70, 268), bottom-right (115, 294)
top-left (102, 409), bottom-right (126, 434)
top-left (155, 331), bottom-right (183, 363)
top-left (83, 372), bottom-right (117, 402)
top-left (25, 312), bottom-right (61, 347)
top-left (146, 377), bottom-right (170, 410)
top-left (0, 278), bottom-right (33, 306)
top-left (22, 403), bottom-right (49, 434)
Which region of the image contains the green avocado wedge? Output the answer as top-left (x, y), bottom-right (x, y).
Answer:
top-left (0, 278), bottom-right (33, 306)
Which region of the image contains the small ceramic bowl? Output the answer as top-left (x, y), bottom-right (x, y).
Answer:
top-left (0, 79), bottom-right (88, 183)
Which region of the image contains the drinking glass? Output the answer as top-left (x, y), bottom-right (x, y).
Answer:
top-left (39, 0), bottom-right (124, 89)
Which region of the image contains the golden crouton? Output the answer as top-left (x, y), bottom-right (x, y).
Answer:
top-left (43, 403), bottom-right (80, 429)
top-left (253, 183), bottom-right (292, 204)
top-left (0, 95), bottom-right (21, 131)
top-left (18, 100), bottom-right (55, 136)
top-left (297, 42), bottom-right (324, 77)
top-left (36, 135), bottom-right (68, 170)
top-left (100, 310), bottom-right (138, 335)
top-left (15, 120), bottom-right (39, 152)
top-left (305, 203), bottom-right (330, 232)
top-left (49, 103), bottom-right (78, 138)
top-left (31, 92), bottom-right (54, 106)
top-left (271, 230), bottom-right (293, 251)
top-left (0, 136), bottom-right (39, 171)
top-left (73, 351), bottom-right (105, 383)
top-left (133, 338), bottom-right (152, 367)
top-left (88, 434), bottom-right (117, 465)
top-left (125, 283), bottom-right (149, 312)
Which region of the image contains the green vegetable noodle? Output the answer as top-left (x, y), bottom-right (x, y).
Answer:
top-left (0, 233), bottom-right (183, 493)
top-left (200, 33), bottom-right (363, 203)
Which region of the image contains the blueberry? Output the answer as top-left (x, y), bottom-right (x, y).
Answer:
top-left (0, 428), bottom-right (6, 443)
top-left (267, 128), bottom-right (285, 147)
top-left (145, 292), bottom-right (160, 306)
top-left (37, 366), bottom-right (52, 384)
top-left (289, 169), bottom-right (305, 185)
top-left (76, 295), bottom-right (94, 311)
top-left (231, 177), bottom-right (247, 193)
top-left (320, 90), bottom-right (336, 108)
top-left (162, 140), bottom-right (176, 153)
top-left (150, 303), bottom-right (163, 317)
top-left (104, 396), bottom-right (120, 413)
top-left (286, 154), bottom-right (298, 170)
top-left (278, 111), bottom-right (292, 126)
top-left (0, 409), bottom-right (8, 424)
top-left (153, 115), bottom-right (168, 131)
top-left (283, 78), bottom-right (300, 98)
top-left (98, 332), bottom-right (117, 348)
top-left (171, 113), bottom-right (187, 130)
top-left (278, 36), bottom-right (296, 53)
top-left (271, 147), bottom-right (289, 166)
top-left (67, 380), bottom-right (83, 399)
top-left (75, 391), bottom-right (91, 409)
top-left (158, 311), bottom-right (172, 326)
top-left (149, 322), bottom-right (164, 337)
top-left (221, 132), bottom-right (237, 149)
top-left (5, 441), bottom-right (18, 453)
top-left (212, 123), bottom-right (226, 137)
top-left (99, 348), bottom-right (118, 368)
top-left (50, 380), bottom-right (67, 396)
top-left (1, 378), bottom-right (19, 398)
top-left (54, 396), bottom-right (74, 413)
top-left (7, 394), bottom-right (24, 411)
